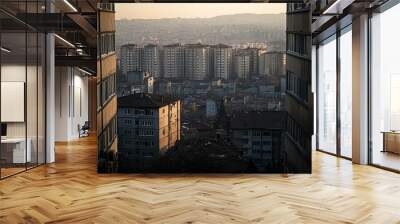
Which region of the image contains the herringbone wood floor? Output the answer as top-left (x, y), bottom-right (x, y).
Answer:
top-left (1, 136), bottom-right (400, 224)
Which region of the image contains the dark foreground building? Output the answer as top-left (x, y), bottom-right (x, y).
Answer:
top-left (230, 111), bottom-right (287, 172)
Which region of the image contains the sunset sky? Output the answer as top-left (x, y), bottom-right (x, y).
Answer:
top-left (115, 3), bottom-right (286, 20)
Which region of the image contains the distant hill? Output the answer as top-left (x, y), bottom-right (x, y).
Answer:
top-left (116, 13), bottom-right (286, 52)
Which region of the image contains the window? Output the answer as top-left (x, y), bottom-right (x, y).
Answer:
top-left (339, 27), bottom-right (352, 158)
top-left (99, 32), bottom-right (115, 57)
top-left (99, 73), bottom-right (116, 107)
top-left (287, 72), bottom-right (308, 103)
top-left (370, 5), bottom-right (400, 171)
top-left (317, 35), bottom-right (337, 154)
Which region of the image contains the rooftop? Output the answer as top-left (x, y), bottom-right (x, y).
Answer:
top-left (230, 111), bottom-right (287, 130)
top-left (164, 43), bottom-right (182, 48)
top-left (118, 93), bottom-right (179, 109)
top-left (212, 44), bottom-right (232, 48)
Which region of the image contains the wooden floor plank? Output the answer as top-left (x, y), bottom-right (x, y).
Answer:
top-left (0, 136), bottom-right (400, 223)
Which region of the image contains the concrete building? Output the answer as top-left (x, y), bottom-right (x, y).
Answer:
top-left (120, 44), bottom-right (143, 74)
top-left (163, 43), bottom-right (184, 79)
top-left (143, 44), bottom-right (161, 78)
top-left (184, 43), bottom-right (210, 80)
top-left (230, 111), bottom-right (287, 171)
top-left (259, 51), bottom-right (286, 76)
top-left (233, 54), bottom-right (251, 80)
top-left (241, 48), bottom-right (260, 76)
top-left (211, 44), bottom-right (232, 80)
top-left (117, 93), bottom-right (181, 170)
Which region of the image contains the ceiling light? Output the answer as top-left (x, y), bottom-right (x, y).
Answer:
top-left (322, 0), bottom-right (354, 15)
top-left (63, 0), bottom-right (78, 12)
top-left (1, 47), bottom-right (11, 53)
top-left (54, 34), bottom-right (75, 48)
top-left (78, 67), bottom-right (93, 76)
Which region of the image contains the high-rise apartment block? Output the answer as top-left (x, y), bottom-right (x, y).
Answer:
top-left (143, 44), bottom-right (161, 78)
top-left (163, 43), bottom-right (185, 79)
top-left (233, 53), bottom-right (251, 80)
top-left (184, 43), bottom-right (210, 80)
top-left (120, 44), bottom-right (144, 74)
top-left (259, 51), bottom-right (286, 76)
top-left (211, 44), bottom-right (232, 80)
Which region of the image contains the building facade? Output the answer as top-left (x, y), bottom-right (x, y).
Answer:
top-left (284, 3), bottom-right (312, 172)
top-left (259, 51), bottom-right (286, 76)
top-left (163, 43), bottom-right (184, 79)
top-left (118, 93), bottom-right (181, 171)
top-left (233, 54), bottom-right (251, 80)
top-left (230, 111), bottom-right (287, 172)
top-left (143, 44), bottom-right (161, 78)
top-left (120, 44), bottom-right (143, 74)
top-left (184, 44), bottom-right (210, 80)
top-left (97, 4), bottom-right (118, 173)
top-left (211, 44), bottom-right (232, 80)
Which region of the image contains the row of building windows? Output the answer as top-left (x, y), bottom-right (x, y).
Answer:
top-left (124, 108), bottom-right (155, 116)
top-left (122, 139), bottom-right (155, 147)
top-left (287, 33), bottom-right (309, 56)
top-left (287, 72), bottom-right (309, 103)
top-left (97, 73), bottom-right (116, 109)
top-left (123, 119), bottom-right (153, 126)
top-left (98, 32), bottom-right (115, 57)
top-left (240, 130), bottom-right (272, 137)
top-left (124, 129), bottom-right (154, 137)
top-left (98, 3), bottom-right (115, 11)
top-left (98, 115), bottom-right (117, 153)
top-left (287, 115), bottom-right (308, 150)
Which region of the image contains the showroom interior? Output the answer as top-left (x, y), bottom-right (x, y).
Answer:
top-left (312, 0), bottom-right (400, 172)
top-left (0, 0), bottom-right (100, 179)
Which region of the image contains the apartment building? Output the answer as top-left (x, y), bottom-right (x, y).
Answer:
top-left (184, 43), bottom-right (210, 81)
top-left (211, 44), bottom-right (232, 80)
top-left (230, 111), bottom-right (287, 172)
top-left (233, 53), bottom-right (251, 80)
top-left (241, 47), bottom-right (260, 76)
top-left (258, 51), bottom-right (286, 77)
top-left (143, 44), bottom-right (161, 78)
top-left (117, 93), bottom-right (181, 171)
top-left (163, 43), bottom-right (185, 79)
top-left (120, 44), bottom-right (144, 74)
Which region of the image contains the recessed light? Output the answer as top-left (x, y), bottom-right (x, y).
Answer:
top-left (54, 34), bottom-right (75, 48)
top-left (63, 0), bottom-right (78, 12)
top-left (1, 47), bottom-right (11, 53)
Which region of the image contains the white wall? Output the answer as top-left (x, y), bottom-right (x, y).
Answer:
top-left (55, 67), bottom-right (89, 141)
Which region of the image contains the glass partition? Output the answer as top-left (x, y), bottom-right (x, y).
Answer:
top-left (1, 31), bottom-right (28, 177)
top-left (317, 35), bottom-right (337, 154)
top-left (370, 3), bottom-right (400, 171)
top-left (339, 27), bottom-right (352, 158)
top-left (0, 2), bottom-right (46, 179)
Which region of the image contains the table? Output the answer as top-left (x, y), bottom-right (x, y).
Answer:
top-left (382, 131), bottom-right (400, 154)
top-left (1, 138), bottom-right (31, 164)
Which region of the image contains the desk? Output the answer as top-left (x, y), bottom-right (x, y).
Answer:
top-left (1, 138), bottom-right (31, 164)
top-left (382, 132), bottom-right (400, 154)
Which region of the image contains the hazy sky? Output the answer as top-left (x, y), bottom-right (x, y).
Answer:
top-left (115, 3), bottom-right (286, 20)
